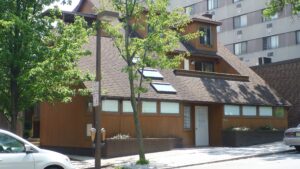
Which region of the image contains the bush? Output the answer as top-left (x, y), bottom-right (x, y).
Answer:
top-left (257, 125), bottom-right (278, 131)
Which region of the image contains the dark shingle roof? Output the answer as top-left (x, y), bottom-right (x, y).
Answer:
top-left (78, 37), bottom-right (290, 106)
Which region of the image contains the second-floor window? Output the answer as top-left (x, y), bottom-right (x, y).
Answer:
top-left (262, 11), bottom-right (279, 22)
top-left (200, 26), bottom-right (212, 46)
top-left (208, 0), bottom-right (218, 10)
top-left (195, 61), bottom-right (214, 72)
top-left (234, 42), bottom-right (247, 55)
top-left (185, 5), bottom-right (193, 16)
top-left (296, 31), bottom-right (300, 44)
top-left (263, 35), bottom-right (279, 50)
top-left (233, 14), bottom-right (247, 29)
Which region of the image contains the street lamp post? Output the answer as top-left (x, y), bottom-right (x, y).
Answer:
top-left (94, 19), bottom-right (102, 169)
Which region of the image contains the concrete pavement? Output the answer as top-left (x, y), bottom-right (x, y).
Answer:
top-left (69, 142), bottom-right (295, 169)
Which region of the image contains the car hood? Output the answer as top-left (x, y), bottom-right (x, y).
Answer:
top-left (285, 127), bottom-right (300, 132)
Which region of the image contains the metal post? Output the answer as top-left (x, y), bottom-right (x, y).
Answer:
top-left (95, 20), bottom-right (102, 169)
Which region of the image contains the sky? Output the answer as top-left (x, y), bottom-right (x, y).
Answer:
top-left (49, 0), bottom-right (80, 11)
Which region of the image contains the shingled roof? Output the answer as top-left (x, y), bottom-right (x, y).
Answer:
top-left (78, 36), bottom-right (289, 106)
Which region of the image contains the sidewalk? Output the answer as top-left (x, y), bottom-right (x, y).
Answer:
top-left (69, 142), bottom-right (294, 169)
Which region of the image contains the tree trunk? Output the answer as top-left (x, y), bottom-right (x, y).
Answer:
top-left (10, 78), bottom-right (19, 133)
top-left (128, 68), bottom-right (146, 161)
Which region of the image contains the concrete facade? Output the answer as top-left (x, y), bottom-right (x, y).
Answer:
top-left (170, 0), bottom-right (300, 66)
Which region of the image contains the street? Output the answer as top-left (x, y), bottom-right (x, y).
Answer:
top-left (183, 151), bottom-right (300, 169)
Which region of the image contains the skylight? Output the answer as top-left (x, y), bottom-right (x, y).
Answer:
top-left (151, 82), bottom-right (176, 94)
top-left (139, 68), bottom-right (164, 79)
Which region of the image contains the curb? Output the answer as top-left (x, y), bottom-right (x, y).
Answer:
top-left (166, 149), bottom-right (295, 169)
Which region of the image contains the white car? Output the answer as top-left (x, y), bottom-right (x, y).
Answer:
top-left (283, 124), bottom-right (300, 151)
top-left (0, 129), bottom-right (74, 169)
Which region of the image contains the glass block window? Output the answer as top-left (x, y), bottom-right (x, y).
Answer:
top-left (263, 35), bottom-right (279, 50)
top-left (234, 14), bottom-right (247, 29)
top-left (242, 106), bottom-right (257, 116)
top-left (151, 82), bottom-right (176, 94)
top-left (161, 102), bottom-right (180, 114)
top-left (142, 101), bottom-right (157, 114)
top-left (234, 41), bottom-right (247, 55)
top-left (122, 100), bottom-right (133, 113)
top-left (102, 100), bottom-right (119, 112)
top-left (184, 106), bottom-right (191, 129)
top-left (259, 106), bottom-right (273, 116)
top-left (274, 107), bottom-right (284, 118)
top-left (224, 105), bottom-right (240, 116)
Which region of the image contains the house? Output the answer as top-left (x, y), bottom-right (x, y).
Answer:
top-left (252, 58), bottom-right (300, 127)
top-left (39, 0), bottom-right (289, 155)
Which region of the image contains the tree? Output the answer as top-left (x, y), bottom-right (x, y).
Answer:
top-left (101, 0), bottom-right (198, 163)
top-left (0, 0), bottom-right (92, 132)
top-left (264, 0), bottom-right (300, 17)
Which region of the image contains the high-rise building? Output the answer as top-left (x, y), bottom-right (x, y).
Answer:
top-left (170, 0), bottom-right (300, 66)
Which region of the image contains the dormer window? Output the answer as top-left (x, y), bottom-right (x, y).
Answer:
top-left (195, 61), bottom-right (214, 72)
top-left (200, 26), bottom-right (212, 46)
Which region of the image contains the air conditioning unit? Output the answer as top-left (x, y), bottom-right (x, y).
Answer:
top-left (266, 23), bottom-right (273, 28)
top-left (236, 3), bottom-right (242, 8)
top-left (258, 57), bottom-right (272, 65)
top-left (237, 30), bottom-right (243, 35)
top-left (267, 52), bottom-right (274, 57)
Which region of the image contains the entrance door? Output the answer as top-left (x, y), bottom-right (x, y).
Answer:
top-left (195, 106), bottom-right (209, 146)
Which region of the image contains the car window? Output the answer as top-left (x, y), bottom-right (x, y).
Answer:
top-left (0, 133), bottom-right (25, 153)
top-left (298, 124), bottom-right (300, 128)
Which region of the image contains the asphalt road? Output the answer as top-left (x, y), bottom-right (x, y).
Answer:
top-left (183, 150), bottom-right (300, 169)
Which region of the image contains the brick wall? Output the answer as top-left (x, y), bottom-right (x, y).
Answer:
top-left (252, 59), bottom-right (300, 127)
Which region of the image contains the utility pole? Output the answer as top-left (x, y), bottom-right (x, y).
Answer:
top-left (95, 19), bottom-right (102, 169)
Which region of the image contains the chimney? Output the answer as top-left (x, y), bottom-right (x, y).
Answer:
top-left (202, 12), bottom-right (213, 19)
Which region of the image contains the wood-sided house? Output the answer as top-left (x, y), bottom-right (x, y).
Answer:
top-left (39, 0), bottom-right (290, 154)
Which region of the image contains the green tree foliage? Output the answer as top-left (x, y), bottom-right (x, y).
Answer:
top-left (0, 0), bottom-right (92, 132)
top-left (264, 0), bottom-right (300, 17)
top-left (101, 0), bottom-right (199, 163)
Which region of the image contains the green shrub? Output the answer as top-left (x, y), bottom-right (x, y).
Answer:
top-left (136, 159), bottom-right (149, 165)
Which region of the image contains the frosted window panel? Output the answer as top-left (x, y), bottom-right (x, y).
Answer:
top-left (184, 106), bottom-right (191, 129)
top-left (123, 100), bottom-right (133, 113)
top-left (102, 100), bottom-right (118, 112)
top-left (242, 106), bottom-right (256, 116)
top-left (259, 106), bottom-right (273, 116)
top-left (142, 101), bottom-right (157, 114)
top-left (161, 102), bottom-right (180, 114)
top-left (224, 105), bottom-right (240, 116)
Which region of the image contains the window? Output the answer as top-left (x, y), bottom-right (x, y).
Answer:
top-left (259, 106), bottom-right (272, 116)
top-left (139, 68), bottom-right (164, 79)
top-left (263, 35), bottom-right (279, 50)
top-left (184, 106), bottom-right (191, 129)
top-left (274, 107), bottom-right (284, 118)
top-left (242, 106), bottom-right (256, 116)
top-left (151, 82), bottom-right (177, 94)
top-left (208, 0), bottom-right (218, 10)
top-left (224, 105), bottom-right (240, 116)
top-left (296, 31), bottom-right (300, 44)
top-left (234, 15), bottom-right (247, 29)
top-left (234, 42), bottom-right (247, 55)
top-left (161, 102), bottom-right (180, 114)
top-left (0, 133), bottom-right (25, 153)
top-left (142, 101), bottom-right (157, 114)
top-left (233, 0), bottom-right (242, 3)
top-left (262, 11), bottom-right (278, 22)
top-left (122, 100), bottom-right (133, 113)
top-left (195, 61), bottom-right (214, 72)
top-left (102, 100), bottom-right (119, 112)
top-left (200, 26), bottom-right (212, 46)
